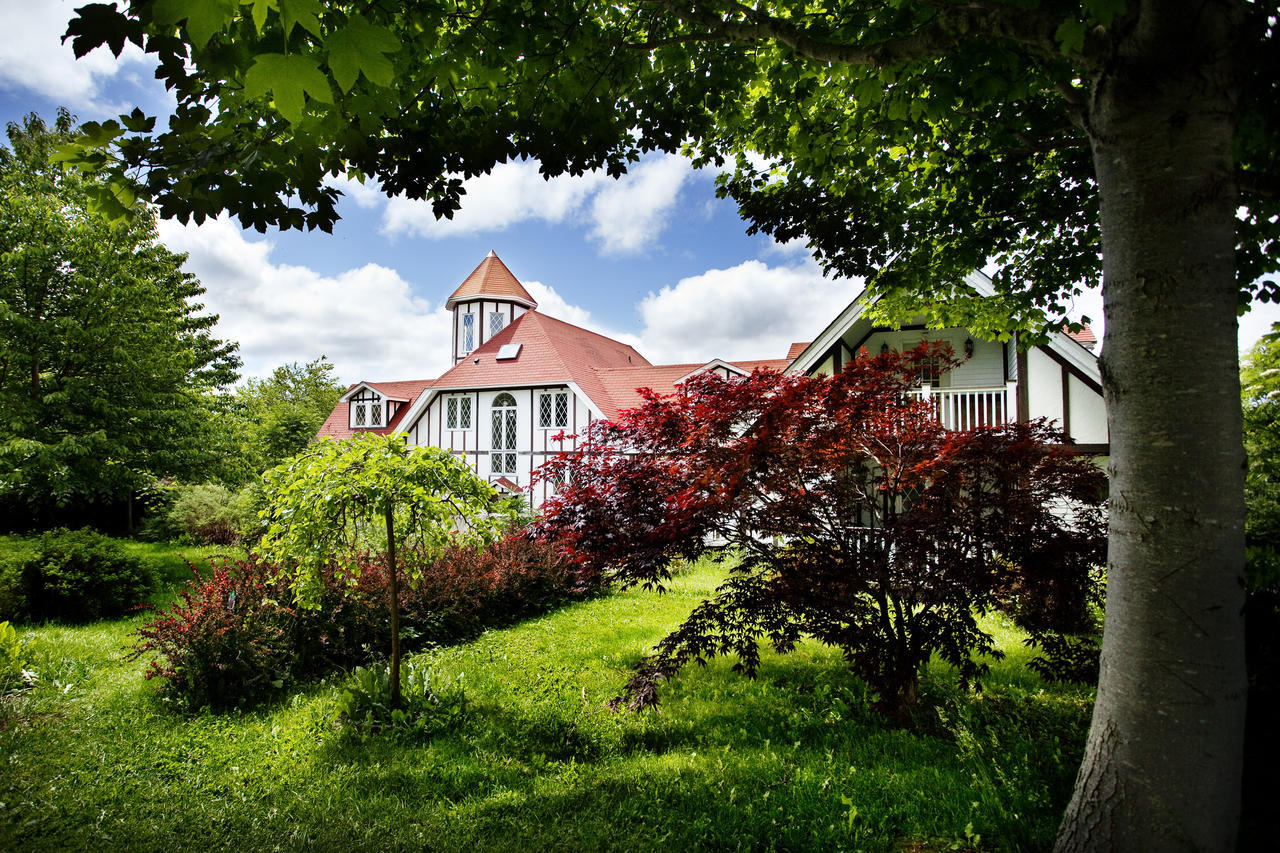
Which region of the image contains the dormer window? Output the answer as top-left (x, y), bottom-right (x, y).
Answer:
top-left (349, 388), bottom-right (384, 429)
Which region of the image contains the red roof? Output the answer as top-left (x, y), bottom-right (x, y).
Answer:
top-left (1066, 324), bottom-right (1098, 350)
top-left (427, 310), bottom-right (650, 418)
top-left (445, 250), bottom-right (537, 309)
top-left (594, 358), bottom-right (792, 417)
top-left (786, 341), bottom-right (812, 360)
top-left (315, 378), bottom-right (436, 441)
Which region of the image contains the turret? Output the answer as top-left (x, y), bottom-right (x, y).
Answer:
top-left (446, 250), bottom-right (537, 364)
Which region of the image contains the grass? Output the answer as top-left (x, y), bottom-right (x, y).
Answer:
top-left (0, 553), bottom-right (1094, 852)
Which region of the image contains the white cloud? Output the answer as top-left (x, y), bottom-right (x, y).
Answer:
top-left (521, 279), bottom-right (644, 350)
top-left (382, 160), bottom-right (607, 239)
top-left (0, 0), bottom-right (154, 114)
top-left (325, 172), bottom-right (384, 210)
top-left (636, 259), bottom-right (861, 364)
top-left (379, 154), bottom-right (700, 256)
top-left (589, 154), bottom-right (693, 255)
top-left (157, 216), bottom-right (453, 384)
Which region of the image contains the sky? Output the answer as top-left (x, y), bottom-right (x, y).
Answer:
top-left (2, 1), bottom-right (1276, 386)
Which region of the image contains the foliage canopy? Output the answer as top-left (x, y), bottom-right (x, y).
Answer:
top-left (0, 110), bottom-right (239, 517)
top-left (259, 433), bottom-right (508, 702)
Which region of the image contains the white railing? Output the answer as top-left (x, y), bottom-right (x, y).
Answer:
top-left (906, 382), bottom-right (1017, 431)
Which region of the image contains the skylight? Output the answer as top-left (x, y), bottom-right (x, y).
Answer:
top-left (496, 343), bottom-right (522, 361)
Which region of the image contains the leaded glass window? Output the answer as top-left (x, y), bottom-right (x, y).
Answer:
top-left (490, 311), bottom-right (505, 337)
top-left (491, 393), bottom-right (517, 474)
top-left (462, 313), bottom-right (475, 353)
top-left (538, 391), bottom-right (569, 429)
top-left (446, 396), bottom-right (472, 430)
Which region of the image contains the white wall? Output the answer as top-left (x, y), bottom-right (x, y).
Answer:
top-left (859, 328), bottom-right (1007, 387)
top-left (1026, 347), bottom-right (1065, 426)
top-left (1068, 373), bottom-right (1108, 444)
top-left (406, 384), bottom-right (595, 507)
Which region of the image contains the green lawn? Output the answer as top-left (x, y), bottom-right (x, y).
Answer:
top-left (0, 555), bottom-right (1094, 852)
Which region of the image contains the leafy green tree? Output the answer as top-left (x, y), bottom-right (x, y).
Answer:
top-left (0, 110), bottom-right (240, 520)
top-left (61, 1), bottom-right (1279, 846)
top-left (235, 357), bottom-right (344, 474)
top-left (1240, 323), bottom-right (1280, 845)
top-left (259, 434), bottom-right (505, 705)
top-left (1243, 325), bottom-right (1280, 580)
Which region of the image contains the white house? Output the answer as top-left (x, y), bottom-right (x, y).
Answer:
top-left (787, 270), bottom-right (1109, 455)
top-left (316, 254), bottom-right (1107, 507)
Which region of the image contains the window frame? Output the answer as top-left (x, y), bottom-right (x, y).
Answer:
top-left (348, 389), bottom-right (385, 429)
top-left (445, 395), bottom-right (473, 431)
top-left (462, 312), bottom-right (475, 353)
top-left (538, 390), bottom-right (570, 430)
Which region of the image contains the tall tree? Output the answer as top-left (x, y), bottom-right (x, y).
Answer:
top-left (235, 356), bottom-right (344, 474)
top-left (0, 109), bottom-right (240, 519)
top-left (61, 1), bottom-right (1279, 847)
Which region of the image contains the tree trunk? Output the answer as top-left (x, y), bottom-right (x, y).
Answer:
top-left (1056, 3), bottom-right (1247, 850)
top-left (385, 506), bottom-right (401, 708)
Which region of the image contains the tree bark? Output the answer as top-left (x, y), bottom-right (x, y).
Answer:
top-left (1056, 3), bottom-right (1247, 850)
top-left (385, 506), bottom-right (401, 708)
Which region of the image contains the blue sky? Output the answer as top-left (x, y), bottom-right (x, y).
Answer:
top-left (2, 0), bottom-right (1276, 385)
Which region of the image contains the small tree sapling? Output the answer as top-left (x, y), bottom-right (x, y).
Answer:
top-left (260, 434), bottom-right (506, 705)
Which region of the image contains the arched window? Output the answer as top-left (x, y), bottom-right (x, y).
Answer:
top-left (491, 393), bottom-right (517, 474)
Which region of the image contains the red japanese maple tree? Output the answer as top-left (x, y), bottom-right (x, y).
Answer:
top-left (533, 344), bottom-right (1107, 717)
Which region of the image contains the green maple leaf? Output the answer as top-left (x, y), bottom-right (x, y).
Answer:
top-left (244, 53), bottom-right (333, 123)
top-left (243, 0), bottom-right (276, 34)
top-left (279, 0), bottom-right (323, 39)
top-left (154, 0), bottom-right (237, 48)
top-left (326, 15), bottom-right (401, 91)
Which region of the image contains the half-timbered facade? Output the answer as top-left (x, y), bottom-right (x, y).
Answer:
top-left (316, 255), bottom-right (1107, 507)
top-left (786, 270), bottom-right (1108, 454)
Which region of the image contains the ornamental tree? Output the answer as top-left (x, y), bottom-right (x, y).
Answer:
top-left (59, 1), bottom-right (1279, 845)
top-left (532, 346), bottom-right (1107, 718)
top-left (259, 433), bottom-right (507, 704)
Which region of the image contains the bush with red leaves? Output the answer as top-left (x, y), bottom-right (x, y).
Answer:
top-left (131, 534), bottom-right (584, 709)
top-left (533, 345), bottom-right (1108, 718)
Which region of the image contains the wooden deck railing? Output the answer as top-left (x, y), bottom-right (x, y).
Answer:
top-left (906, 383), bottom-right (1017, 431)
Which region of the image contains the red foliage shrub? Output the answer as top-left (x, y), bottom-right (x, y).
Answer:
top-left (401, 533), bottom-right (590, 643)
top-left (129, 560), bottom-right (294, 710)
top-left (532, 345), bottom-right (1108, 717)
top-left (132, 533), bottom-right (584, 709)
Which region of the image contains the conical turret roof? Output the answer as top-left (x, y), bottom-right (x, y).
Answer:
top-left (445, 250), bottom-right (537, 309)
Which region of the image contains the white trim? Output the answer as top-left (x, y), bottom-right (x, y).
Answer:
top-left (339, 381), bottom-right (409, 404)
top-left (676, 359), bottom-right (748, 385)
top-left (784, 269), bottom-right (1101, 387)
top-left (396, 379), bottom-right (612, 438)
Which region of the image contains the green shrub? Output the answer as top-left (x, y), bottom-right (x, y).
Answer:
top-left (1, 619), bottom-right (34, 692)
top-left (335, 660), bottom-right (467, 738)
top-left (14, 528), bottom-right (156, 623)
top-left (167, 483), bottom-right (258, 545)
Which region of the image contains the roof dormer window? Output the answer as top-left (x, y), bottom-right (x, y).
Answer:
top-left (349, 388), bottom-right (384, 429)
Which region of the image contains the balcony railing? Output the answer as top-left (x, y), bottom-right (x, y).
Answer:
top-left (906, 383), bottom-right (1017, 431)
